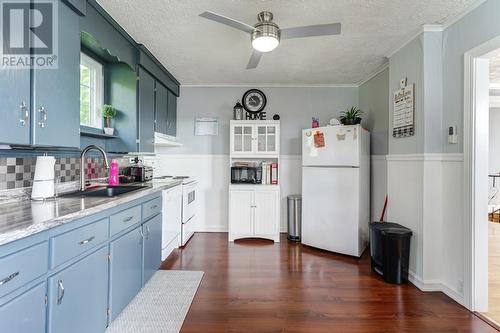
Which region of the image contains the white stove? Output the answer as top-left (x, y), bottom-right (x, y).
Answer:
top-left (153, 175), bottom-right (198, 248)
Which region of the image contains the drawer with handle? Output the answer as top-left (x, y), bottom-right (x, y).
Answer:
top-left (110, 205), bottom-right (142, 236)
top-left (50, 218), bottom-right (109, 268)
top-left (142, 197), bottom-right (162, 220)
top-left (0, 241), bottom-right (48, 298)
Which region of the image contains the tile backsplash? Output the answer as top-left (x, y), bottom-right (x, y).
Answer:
top-left (0, 156), bottom-right (129, 190)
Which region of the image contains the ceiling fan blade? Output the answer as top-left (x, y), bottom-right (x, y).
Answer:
top-left (246, 50), bottom-right (262, 69)
top-left (281, 23), bottom-right (341, 39)
top-left (199, 11), bottom-right (257, 34)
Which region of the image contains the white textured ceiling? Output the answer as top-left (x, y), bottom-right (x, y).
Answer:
top-left (97, 0), bottom-right (477, 85)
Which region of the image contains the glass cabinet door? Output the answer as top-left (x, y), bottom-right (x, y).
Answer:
top-left (232, 125), bottom-right (254, 153)
top-left (256, 125), bottom-right (278, 154)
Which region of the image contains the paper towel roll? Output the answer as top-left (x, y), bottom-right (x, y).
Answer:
top-left (31, 179), bottom-right (55, 200)
top-left (34, 156), bottom-right (55, 181)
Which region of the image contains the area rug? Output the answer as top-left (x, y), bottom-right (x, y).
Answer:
top-left (106, 270), bottom-right (204, 333)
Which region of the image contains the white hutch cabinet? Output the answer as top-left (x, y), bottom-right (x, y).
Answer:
top-left (228, 120), bottom-right (280, 242)
top-left (230, 121), bottom-right (280, 156)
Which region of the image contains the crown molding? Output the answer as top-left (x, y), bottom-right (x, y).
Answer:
top-left (357, 62), bottom-right (389, 86)
top-left (180, 83), bottom-right (359, 88)
top-left (384, 25), bottom-right (443, 59)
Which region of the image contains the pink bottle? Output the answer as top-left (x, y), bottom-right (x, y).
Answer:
top-left (108, 159), bottom-right (119, 186)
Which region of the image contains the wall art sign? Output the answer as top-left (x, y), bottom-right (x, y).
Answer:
top-left (393, 79), bottom-right (415, 138)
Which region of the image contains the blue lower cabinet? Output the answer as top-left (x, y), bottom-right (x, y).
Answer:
top-left (109, 226), bottom-right (143, 321)
top-left (47, 246), bottom-right (108, 333)
top-left (0, 282), bottom-right (47, 333)
top-left (143, 214), bottom-right (162, 284)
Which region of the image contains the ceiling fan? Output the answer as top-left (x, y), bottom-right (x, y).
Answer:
top-left (199, 10), bottom-right (341, 69)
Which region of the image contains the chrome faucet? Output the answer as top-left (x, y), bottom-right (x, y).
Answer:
top-left (80, 145), bottom-right (110, 191)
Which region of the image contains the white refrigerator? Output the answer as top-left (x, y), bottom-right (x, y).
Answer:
top-left (301, 125), bottom-right (370, 257)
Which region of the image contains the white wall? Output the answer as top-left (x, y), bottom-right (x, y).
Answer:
top-left (378, 0), bottom-right (500, 306)
top-left (168, 86), bottom-right (359, 155)
top-left (155, 85), bottom-right (359, 232)
top-left (442, 0), bottom-right (500, 154)
top-left (359, 67), bottom-right (390, 221)
top-left (152, 153), bottom-right (301, 232)
top-left (359, 68), bottom-right (389, 155)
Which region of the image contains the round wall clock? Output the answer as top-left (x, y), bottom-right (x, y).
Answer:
top-left (242, 89), bottom-right (267, 114)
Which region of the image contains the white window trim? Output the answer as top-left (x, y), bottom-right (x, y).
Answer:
top-left (80, 52), bottom-right (104, 129)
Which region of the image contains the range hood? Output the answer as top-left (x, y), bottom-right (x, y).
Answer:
top-left (154, 132), bottom-right (182, 147)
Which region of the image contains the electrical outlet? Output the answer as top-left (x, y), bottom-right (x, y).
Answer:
top-left (458, 280), bottom-right (464, 293)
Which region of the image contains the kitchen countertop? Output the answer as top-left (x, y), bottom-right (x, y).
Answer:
top-left (0, 180), bottom-right (183, 247)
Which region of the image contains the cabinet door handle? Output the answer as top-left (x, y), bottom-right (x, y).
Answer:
top-left (38, 106), bottom-right (47, 128)
top-left (150, 204), bottom-right (158, 210)
top-left (79, 236), bottom-right (95, 245)
top-left (57, 280), bottom-right (65, 305)
top-left (122, 216), bottom-right (134, 223)
top-left (139, 228), bottom-right (144, 244)
top-left (19, 102), bottom-right (28, 126)
top-left (0, 271), bottom-right (19, 286)
top-left (146, 225), bottom-right (150, 240)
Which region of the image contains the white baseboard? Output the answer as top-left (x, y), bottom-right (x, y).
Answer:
top-left (408, 271), bottom-right (464, 305)
top-left (408, 271), bottom-right (442, 291)
top-left (197, 226), bottom-right (228, 232)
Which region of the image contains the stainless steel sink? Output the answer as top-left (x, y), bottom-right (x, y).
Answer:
top-left (61, 185), bottom-right (145, 198)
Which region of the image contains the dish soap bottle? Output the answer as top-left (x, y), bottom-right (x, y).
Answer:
top-left (108, 159), bottom-right (119, 186)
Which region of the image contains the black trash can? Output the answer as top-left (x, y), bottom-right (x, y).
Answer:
top-left (370, 222), bottom-right (412, 284)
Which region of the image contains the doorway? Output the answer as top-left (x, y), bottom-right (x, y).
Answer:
top-left (464, 35), bottom-right (500, 317)
top-left (481, 51), bottom-right (500, 325)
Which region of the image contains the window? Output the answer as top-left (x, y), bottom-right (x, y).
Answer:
top-left (80, 53), bottom-right (104, 129)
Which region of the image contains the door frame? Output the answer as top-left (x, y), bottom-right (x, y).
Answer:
top-left (463, 35), bottom-right (500, 311)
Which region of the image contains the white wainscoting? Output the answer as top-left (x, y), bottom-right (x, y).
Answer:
top-left (386, 153), bottom-right (464, 305)
top-left (152, 154), bottom-right (303, 233)
top-left (371, 155), bottom-right (388, 221)
top-left (153, 154), bottom-right (388, 235)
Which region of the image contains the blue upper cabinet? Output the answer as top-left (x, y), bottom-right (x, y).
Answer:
top-left (155, 82), bottom-right (169, 135)
top-left (137, 45), bottom-right (180, 141)
top-left (32, 1), bottom-right (80, 148)
top-left (0, 1), bottom-right (81, 148)
top-left (0, 68), bottom-right (31, 145)
top-left (167, 89), bottom-right (177, 136)
top-left (138, 67), bottom-right (156, 152)
top-left (137, 46), bottom-right (180, 97)
top-left (155, 83), bottom-right (177, 137)
top-left (80, 1), bottom-right (137, 70)
top-left (0, 0), bottom-right (179, 150)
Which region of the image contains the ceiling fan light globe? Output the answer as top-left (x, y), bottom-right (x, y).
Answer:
top-left (252, 36), bottom-right (279, 53)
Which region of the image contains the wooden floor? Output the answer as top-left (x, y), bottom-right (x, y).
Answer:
top-left (482, 222), bottom-right (500, 326)
top-left (161, 233), bottom-right (496, 333)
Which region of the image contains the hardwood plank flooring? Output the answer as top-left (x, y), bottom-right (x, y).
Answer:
top-left (481, 222), bottom-right (500, 327)
top-left (161, 233), bottom-right (496, 333)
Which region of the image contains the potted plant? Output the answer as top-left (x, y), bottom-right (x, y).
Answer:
top-left (339, 106), bottom-right (363, 125)
top-left (102, 104), bottom-right (117, 135)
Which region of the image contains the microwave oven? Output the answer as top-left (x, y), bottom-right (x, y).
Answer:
top-left (231, 166), bottom-right (262, 184)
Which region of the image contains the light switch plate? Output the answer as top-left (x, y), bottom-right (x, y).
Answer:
top-left (448, 126), bottom-right (458, 144)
